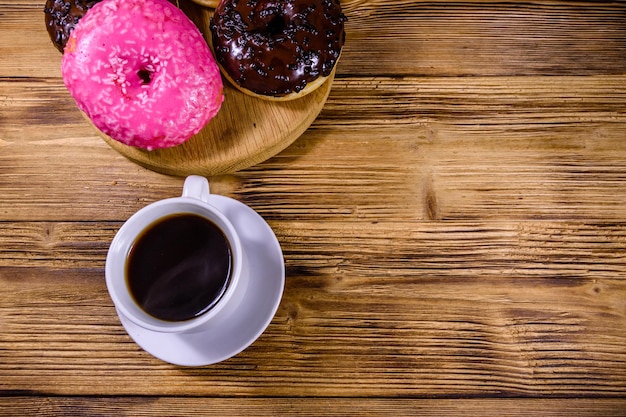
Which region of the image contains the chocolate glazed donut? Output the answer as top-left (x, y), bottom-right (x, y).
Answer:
top-left (44, 0), bottom-right (102, 52)
top-left (44, 0), bottom-right (178, 53)
top-left (210, 0), bottom-right (346, 99)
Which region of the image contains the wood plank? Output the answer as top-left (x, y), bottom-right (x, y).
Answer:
top-left (2, 273), bottom-right (625, 396)
top-left (1, 397), bottom-right (626, 416)
top-left (5, 75), bottom-right (626, 142)
top-left (2, 1), bottom-right (625, 78)
top-left (3, 0), bottom-right (625, 409)
top-left (1, 221), bottom-right (625, 396)
top-left (1, 76), bottom-right (626, 222)
top-left (340, 0), bottom-right (626, 76)
top-left (2, 220), bottom-right (626, 276)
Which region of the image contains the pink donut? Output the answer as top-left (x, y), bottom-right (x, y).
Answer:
top-left (61, 0), bottom-right (223, 150)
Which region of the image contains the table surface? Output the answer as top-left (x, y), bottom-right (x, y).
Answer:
top-left (2, 0), bottom-right (626, 415)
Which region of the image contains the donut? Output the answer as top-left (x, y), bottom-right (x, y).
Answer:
top-left (44, 0), bottom-right (182, 53)
top-left (44, 0), bottom-right (103, 53)
top-left (61, 0), bottom-right (224, 150)
top-left (210, 0), bottom-right (347, 101)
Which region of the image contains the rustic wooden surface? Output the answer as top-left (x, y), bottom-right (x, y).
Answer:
top-left (1, 0), bottom-right (626, 415)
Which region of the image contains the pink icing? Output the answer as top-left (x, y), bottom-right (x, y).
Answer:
top-left (61, 0), bottom-right (223, 150)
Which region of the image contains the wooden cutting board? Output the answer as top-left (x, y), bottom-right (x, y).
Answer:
top-left (98, 1), bottom-right (334, 177)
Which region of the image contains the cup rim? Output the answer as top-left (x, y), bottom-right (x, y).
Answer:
top-left (105, 196), bottom-right (244, 333)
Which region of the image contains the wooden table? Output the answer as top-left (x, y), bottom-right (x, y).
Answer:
top-left (2, 0), bottom-right (626, 415)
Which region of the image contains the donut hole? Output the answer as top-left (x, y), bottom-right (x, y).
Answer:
top-left (256, 6), bottom-right (288, 37)
top-left (266, 15), bottom-right (286, 36)
top-left (137, 68), bottom-right (153, 85)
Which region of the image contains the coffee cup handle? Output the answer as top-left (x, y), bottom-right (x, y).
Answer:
top-left (182, 175), bottom-right (211, 203)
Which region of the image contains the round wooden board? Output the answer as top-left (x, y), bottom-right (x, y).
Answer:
top-left (97, 2), bottom-right (334, 177)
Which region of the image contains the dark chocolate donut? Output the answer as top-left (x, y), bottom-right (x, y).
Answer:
top-left (44, 0), bottom-right (180, 53)
top-left (44, 0), bottom-right (102, 53)
top-left (210, 0), bottom-right (346, 98)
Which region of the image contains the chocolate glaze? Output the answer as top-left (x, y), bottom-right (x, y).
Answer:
top-left (44, 0), bottom-right (102, 53)
top-left (210, 0), bottom-right (346, 97)
top-left (44, 0), bottom-right (178, 53)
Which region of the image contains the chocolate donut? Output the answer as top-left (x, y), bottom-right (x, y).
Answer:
top-left (44, 0), bottom-right (102, 53)
top-left (210, 0), bottom-right (347, 99)
top-left (44, 0), bottom-right (178, 53)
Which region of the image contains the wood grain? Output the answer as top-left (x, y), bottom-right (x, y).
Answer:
top-left (1, 398), bottom-right (626, 417)
top-left (1, 221), bottom-right (625, 396)
top-left (340, 0), bottom-right (626, 76)
top-left (2, 1), bottom-right (626, 78)
top-left (2, 0), bottom-right (626, 415)
top-left (1, 75), bottom-right (625, 221)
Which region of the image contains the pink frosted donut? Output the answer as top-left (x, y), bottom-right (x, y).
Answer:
top-left (61, 0), bottom-right (223, 150)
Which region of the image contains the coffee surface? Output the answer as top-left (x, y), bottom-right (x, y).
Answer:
top-left (126, 213), bottom-right (232, 322)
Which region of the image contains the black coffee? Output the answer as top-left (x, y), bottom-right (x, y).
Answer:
top-left (126, 213), bottom-right (232, 322)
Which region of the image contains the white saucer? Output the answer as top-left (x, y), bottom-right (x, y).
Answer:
top-left (116, 194), bottom-right (285, 366)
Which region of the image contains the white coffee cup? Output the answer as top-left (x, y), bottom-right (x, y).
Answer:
top-left (105, 175), bottom-right (247, 334)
